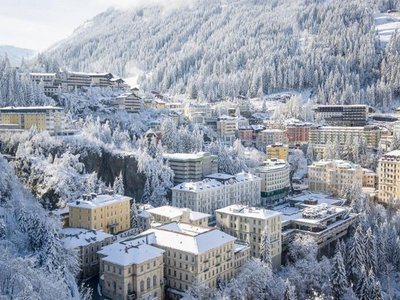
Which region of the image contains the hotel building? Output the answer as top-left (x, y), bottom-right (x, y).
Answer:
top-left (216, 205), bottom-right (282, 268)
top-left (68, 193), bottom-right (131, 234)
top-left (313, 104), bottom-right (368, 126)
top-left (378, 150), bottom-right (400, 204)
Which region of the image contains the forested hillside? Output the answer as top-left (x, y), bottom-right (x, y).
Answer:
top-left (43, 0), bottom-right (400, 107)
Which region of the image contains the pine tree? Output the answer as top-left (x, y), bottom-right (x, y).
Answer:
top-left (330, 250), bottom-right (347, 300)
top-left (347, 225), bottom-right (365, 283)
top-left (260, 228), bottom-right (272, 269)
top-left (130, 199), bottom-right (139, 231)
top-left (113, 171), bottom-right (125, 195)
top-left (364, 228), bottom-right (377, 274)
top-left (284, 279), bottom-right (297, 300)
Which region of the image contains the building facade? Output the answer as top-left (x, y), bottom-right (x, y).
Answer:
top-left (285, 123), bottom-right (311, 145)
top-left (115, 92), bottom-right (142, 112)
top-left (266, 143), bottom-right (289, 160)
top-left (163, 152), bottom-right (218, 184)
top-left (61, 228), bottom-right (114, 279)
top-left (252, 160), bottom-right (290, 206)
top-left (216, 205), bottom-right (282, 268)
top-left (98, 237), bottom-right (165, 300)
top-left (171, 172), bottom-right (261, 216)
top-left (313, 105), bottom-right (368, 126)
top-left (378, 150), bottom-right (400, 204)
top-left (0, 106), bottom-right (66, 134)
top-left (308, 160), bottom-right (366, 195)
top-left (256, 129), bottom-right (286, 149)
top-left (69, 193), bottom-right (131, 234)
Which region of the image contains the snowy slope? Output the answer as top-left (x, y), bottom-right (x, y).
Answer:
top-left (0, 45), bottom-right (35, 66)
top-left (375, 12), bottom-right (400, 46)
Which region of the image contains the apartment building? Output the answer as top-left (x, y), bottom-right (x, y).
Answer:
top-left (309, 126), bottom-right (383, 148)
top-left (61, 228), bottom-right (114, 279)
top-left (216, 205), bottom-right (282, 268)
top-left (138, 205), bottom-right (210, 231)
top-left (171, 172), bottom-right (261, 216)
top-left (308, 160), bottom-right (374, 195)
top-left (285, 122), bottom-right (311, 145)
top-left (29, 72), bottom-right (61, 95)
top-left (139, 222), bottom-right (245, 296)
top-left (313, 105), bottom-right (368, 126)
top-left (98, 237), bottom-right (165, 300)
top-left (266, 143), bottom-right (289, 160)
top-left (88, 72), bottom-right (114, 87)
top-left (252, 159), bottom-right (290, 206)
top-left (163, 152), bottom-right (218, 184)
top-left (378, 150), bottom-right (400, 204)
top-left (0, 106), bottom-right (66, 134)
top-left (217, 116), bottom-right (238, 145)
top-left (115, 92), bottom-right (142, 113)
top-left (256, 129), bottom-right (286, 149)
top-left (68, 193), bottom-right (131, 234)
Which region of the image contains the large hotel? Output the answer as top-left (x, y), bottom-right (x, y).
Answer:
top-left (0, 106), bottom-right (66, 134)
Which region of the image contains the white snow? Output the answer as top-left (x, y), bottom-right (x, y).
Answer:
top-left (215, 204), bottom-right (282, 220)
top-left (375, 12), bottom-right (400, 46)
top-left (61, 228), bottom-right (113, 249)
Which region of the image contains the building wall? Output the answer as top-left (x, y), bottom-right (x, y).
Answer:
top-left (101, 256), bottom-right (164, 300)
top-left (69, 198), bottom-right (131, 234)
top-left (378, 155), bottom-right (400, 204)
top-left (266, 145), bottom-right (288, 160)
top-left (216, 211), bottom-right (282, 268)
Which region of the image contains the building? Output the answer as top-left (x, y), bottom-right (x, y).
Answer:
top-left (252, 160), bottom-right (290, 206)
top-left (273, 201), bottom-right (357, 257)
top-left (68, 193), bottom-right (131, 234)
top-left (61, 228), bottom-right (114, 279)
top-left (98, 237), bottom-right (165, 300)
top-left (0, 106), bottom-right (66, 134)
top-left (285, 122), bottom-right (311, 145)
top-left (163, 152), bottom-right (218, 184)
top-left (138, 205), bottom-right (210, 231)
top-left (29, 73), bottom-right (61, 95)
top-left (313, 105), bottom-right (368, 126)
top-left (216, 205), bottom-right (282, 268)
top-left (217, 116), bottom-right (238, 145)
top-left (362, 168), bottom-right (377, 188)
top-left (266, 143), bottom-right (289, 160)
top-left (139, 222), bottom-right (247, 296)
top-left (172, 172), bottom-right (261, 217)
top-left (378, 150), bottom-right (400, 204)
top-left (115, 92), bottom-right (142, 113)
top-left (308, 160), bottom-right (366, 195)
top-left (88, 72), bottom-right (114, 87)
top-left (256, 129), bottom-right (286, 149)
top-left (309, 126), bottom-right (383, 148)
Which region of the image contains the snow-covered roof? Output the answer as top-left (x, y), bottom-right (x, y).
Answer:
top-left (146, 206), bottom-right (210, 221)
top-left (383, 150), bottom-right (400, 157)
top-left (234, 242), bottom-right (250, 253)
top-left (30, 72), bottom-right (57, 76)
top-left (253, 159), bottom-right (289, 173)
top-left (287, 192), bottom-right (345, 206)
top-left (140, 222), bottom-right (236, 254)
top-left (309, 159), bottom-right (361, 170)
top-left (98, 235), bottom-right (164, 266)
top-left (61, 228), bottom-right (113, 250)
top-left (260, 128), bottom-right (284, 133)
top-left (163, 152), bottom-right (212, 161)
top-left (69, 194), bottom-right (131, 209)
top-left (216, 204), bottom-right (281, 220)
top-left (206, 173), bottom-right (235, 180)
top-left (0, 106), bottom-right (63, 111)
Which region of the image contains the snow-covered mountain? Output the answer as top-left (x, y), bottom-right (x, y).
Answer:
top-left (44, 0), bottom-right (400, 106)
top-left (0, 45), bottom-right (35, 66)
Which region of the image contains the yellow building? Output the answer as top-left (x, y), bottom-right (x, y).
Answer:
top-left (0, 106), bottom-right (66, 134)
top-left (308, 160), bottom-right (364, 195)
top-left (378, 150), bottom-right (400, 204)
top-left (216, 204), bottom-right (282, 268)
top-left (69, 193), bottom-right (131, 234)
top-left (266, 143), bottom-right (289, 160)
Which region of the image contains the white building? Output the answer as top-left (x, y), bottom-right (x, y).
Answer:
top-left (252, 159), bottom-right (290, 206)
top-left (216, 204), bottom-right (282, 267)
top-left (115, 92), bottom-right (142, 113)
top-left (171, 172), bottom-right (261, 217)
top-left (256, 129), bottom-right (286, 149)
top-left (163, 152), bottom-right (218, 184)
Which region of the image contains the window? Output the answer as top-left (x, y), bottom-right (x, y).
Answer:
top-left (140, 281), bottom-right (144, 292)
top-left (147, 278), bottom-right (151, 289)
top-left (153, 275), bottom-right (157, 287)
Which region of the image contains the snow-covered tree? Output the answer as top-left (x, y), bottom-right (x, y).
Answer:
top-left (330, 250), bottom-right (347, 300)
top-left (113, 171), bottom-right (125, 195)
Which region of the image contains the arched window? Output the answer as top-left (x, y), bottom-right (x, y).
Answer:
top-left (140, 280), bottom-right (144, 292)
top-left (153, 275), bottom-right (157, 287)
top-left (147, 277), bottom-right (151, 289)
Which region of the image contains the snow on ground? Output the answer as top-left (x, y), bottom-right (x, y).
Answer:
top-left (375, 12), bottom-right (400, 47)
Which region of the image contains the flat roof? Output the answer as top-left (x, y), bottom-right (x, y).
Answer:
top-left (0, 106), bottom-right (63, 111)
top-left (146, 206), bottom-right (210, 220)
top-left (216, 204), bottom-right (281, 220)
top-left (163, 152), bottom-right (212, 161)
top-left (287, 192), bottom-right (345, 206)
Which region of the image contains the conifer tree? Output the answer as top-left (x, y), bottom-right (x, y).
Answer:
top-left (113, 171), bottom-right (125, 195)
top-left (330, 250), bottom-right (347, 300)
top-left (260, 228), bottom-right (272, 269)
